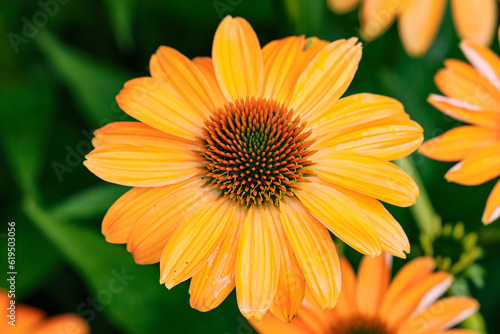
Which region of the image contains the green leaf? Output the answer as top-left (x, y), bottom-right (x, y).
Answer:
top-left (101, 0), bottom-right (135, 51)
top-left (34, 31), bottom-right (133, 127)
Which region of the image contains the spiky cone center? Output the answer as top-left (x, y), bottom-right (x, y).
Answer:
top-left (198, 97), bottom-right (316, 207)
top-left (331, 316), bottom-right (393, 334)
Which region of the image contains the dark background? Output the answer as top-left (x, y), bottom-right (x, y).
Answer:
top-left (1, 0), bottom-right (499, 333)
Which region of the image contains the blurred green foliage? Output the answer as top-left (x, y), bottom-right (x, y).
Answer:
top-left (1, 0), bottom-right (500, 333)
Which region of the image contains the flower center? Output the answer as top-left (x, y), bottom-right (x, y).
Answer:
top-left (331, 316), bottom-right (392, 334)
top-left (198, 97), bottom-right (315, 207)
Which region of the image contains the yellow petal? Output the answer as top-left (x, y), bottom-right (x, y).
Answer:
top-left (314, 151), bottom-right (418, 207)
top-left (483, 179), bottom-right (500, 224)
top-left (381, 271), bottom-right (452, 329)
top-left (420, 125), bottom-right (500, 162)
top-left (160, 199), bottom-right (235, 288)
top-left (315, 117), bottom-right (423, 161)
top-left (297, 177), bottom-right (382, 256)
top-left (356, 253), bottom-right (391, 317)
top-left (360, 0), bottom-right (401, 41)
top-left (189, 205), bottom-right (245, 311)
top-left (126, 177), bottom-right (218, 264)
top-left (434, 59), bottom-right (500, 111)
top-left (261, 36), bottom-right (328, 105)
top-left (445, 142), bottom-right (500, 185)
top-left (452, 0), bottom-right (497, 46)
top-left (269, 218), bottom-right (306, 322)
top-left (399, 297), bottom-right (479, 334)
top-left (150, 47), bottom-right (223, 119)
top-left (116, 77), bottom-right (202, 140)
top-left (460, 40), bottom-right (500, 91)
top-left (290, 38), bottom-right (362, 121)
top-left (328, 0), bottom-right (360, 14)
top-left (212, 16), bottom-right (264, 101)
top-left (398, 0), bottom-right (446, 57)
top-left (236, 206), bottom-right (280, 321)
top-left (84, 123), bottom-right (200, 187)
top-left (428, 94), bottom-right (500, 129)
top-left (191, 57), bottom-right (227, 108)
top-left (280, 197), bottom-right (341, 309)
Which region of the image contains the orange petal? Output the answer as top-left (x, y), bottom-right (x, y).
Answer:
top-left (428, 94), bottom-right (500, 129)
top-left (236, 206), bottom-right (280, 321)
top-left (290, 38), bottom-right (362, 121)
top-left (328, 0), bottom-right (360, 14)
top-left (297, 177), bottom-right (382, 256)
top-left (483, 179), bottom-right (500, 224)
top-left (189, 205), bottom-right (245, 311)
top-left (160, 199), bottom-right (235, 288)
top-left (84, 123), bottom-right (200, 187)
top-left (445, 142), bottom-right (500, 185)
top-left (126, 177), bottom-right (218, 264)
top-left (398, 0), bottom-right (447, 57)
top-left (150, 47), bottom-right (224, 118)
top-left (116, 77), bottom-right (203, 140)
top-left (314, 151), bottom-right (418, 207)
top-left (419, 125), bottom-right (500, 162)
top-left (212, 16), bottom-right (264, 101)
top-left (269, 218), bottom-right (306, 322)
top-left (32, 314), bottom-right (89, 334)
top-left (261, 36), bottom-right (328, 105)
top-left (452, 0), bottom-right (497, 46)
top-left (381, 271), bottom-right (453, 329)
top-left (333, 258), bottom-right (358, 319)
top-left (280, 198), bottom-right (340, 310)
top-left (249, 310), bottom-right (316, 334)
top-left (191, 57), bottom-right (227, 108)
top-left (3, 304), bottom-right (45, 333)
top-left (399, 297), bottom-right (479, 334)
top-left (460, 40), bottom-right (500, 91)
top-left (434, 59), bottom-right (500, 111)
top-left (356, 253), bottom-right (392, 317)
top-left (442, 330), bottom-right (480, 334)
top-left (360, 0), bottom-right (401, 41)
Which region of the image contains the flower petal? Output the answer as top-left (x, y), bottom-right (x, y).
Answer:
top-left (328, 0), bottom-right (360, 14)
top-left (280, 197), bottom-right (341, 309)
top-left (445, 142), bottom-right (500, 185)
top-left (297, 177), bottom-right (382, 256)
top-left (84, 123), bottom-right (200, 187)
top-left (420, 125), bottom-right (500, 162)
top-left (451, 0), bottom-right (497, 46)
top-left (189, 205), bottom-right (245, 311)
top-left (314, 151), bottom-right (418, 207)
top-left (360, 0), bottom-right (400, 41)
top-left (356, 253), bottom-right (392, 317)
top-left (212, 16), bottom-right (264, 101)
top-left (32, 314), bottom-right (90, 334)
top-left (116, 77), bottom-right (203, 140)
top-left (191, 57), bottom-right (227, 108)
top-left (435, 59), bottom-right (500, 111)
top-left (399, 297), bottom-right (479, 334)
top-left (126, 177), bottom-right (218, 264)
top-left (460, 40), bottom-right (500, 91)
top-left (290, 38), bottom-right (362, 121)
top-left (428, 94), bottom-right (500, 129)
top-left (150, 47), bottom-right (223, 119)
top-left (262, 36), bottom-right (329, 105)
top-left (483, 179), bottom-right (500, 224)
top-left (160, 199), bottom-right (235, 288)
top-left (249, 310), bottom-right (318, 334)
top-left (398, 0), bottom-right (447, 57)
top-left (333, 258), bottom-right (358, 319)
top-left (269, 218), bottom-right (306, 322)
top-left (236, 206), bottom-right (280, 321)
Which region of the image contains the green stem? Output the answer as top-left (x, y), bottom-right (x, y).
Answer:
top-left (395, 156), bottom-right (441, 240)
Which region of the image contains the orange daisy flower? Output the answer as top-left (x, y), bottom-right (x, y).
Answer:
top-left (420, 40), bottom-right (500, 225)
top-left (0, 290), bottom-right (89, 334)
top-left (328, 0), bottom-right (498, 57)
top-left (84, 16), bottom-right (423, 321)
top-left (251, 254), bottom-right (479, 334)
